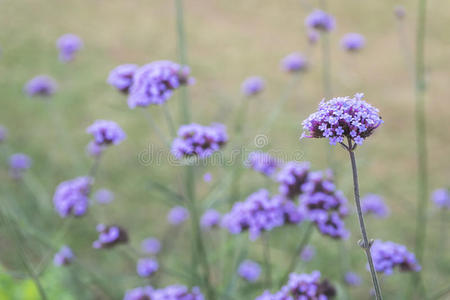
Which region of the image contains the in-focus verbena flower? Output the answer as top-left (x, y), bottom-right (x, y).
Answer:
top-left (370, 240), bottom-right (421, 275)
top-left (345, 272), bottom-right (362, 286)
top-left (9, 153), bottom-right (32, 179)
top-left (305, 10), bottom-right (336, 32)
top-left (281, 52), bottom-right (308, 73)
top-left (301, 93), bottom-right (383, 145)
top-left (137, 258), bottom-right (159, 278)
top-left (86, 120), bottom-right (126, 146)
top-left (300, 245), bottom-right (315, 262)
top-left (0, 125), bottom-right (7, 143)
top-left (341, 33), bottom-right (365, 52)
top-left (200, 209), bottom-right (221, 230)
top-left (24, 75), bottom-right (57, 97)
top-left (94, 188), bottom-right (114, 204)
top-left (53, 176), bottom-right (92, 217)
top-left (432, 188), bottom-right (450, 209)
top-left (241, 76), bottom-right (265, 97)
top-left (53, 245), bottom-right (75, 266)
top-left (141, 237), bottom-right (161, 255)
top-left (238, 260), bottom-right (261, 282)
top-left (171, 123), bottom-right (228, 160)
top-left (361, 194), bottom-right (390, 218)
top-left (93, 224), bottom-right (128, 249)
top-left (107, 64), bottom-right (139, 94)
top-left (167, 206), bottom-right (189, 225)
top-left (245, 151), bottom-right (281, 177)
top-left (277, 161), bottom-right (310, 199)
top-left (56, 34), bottom-right (83, 62)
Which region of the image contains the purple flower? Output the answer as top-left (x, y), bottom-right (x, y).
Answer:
top-left (394, 5), bottom-right (406, 19)
top-left (167, 206), bottom-right (189, 225)
top-left (300, 245), bottom-right (315, 262)
top-left (200, 209), bottom-right (221, 230)
top-left (128, 60), bottom-right (193, 109)
top-left (238, 260), bottom-right (261, 282)
top-left (56, 34), bottom-right (83, 62)
top-left (245, 151), bottom-right (281, 177)
top-left (302, 93), bottom-right (383, 146)
top-left (123, 286), bottom-right (154, 300)
top-left (53, 245), bottom-right (75, 266)
top-left (86, 120), bottom-right (126, 146)
top-left (432, 188), bottom-right (450, 209)
top-left (151, 285), bottom-right (204, 300)
top-left (241, 76), bottom-right (265, 97)
top-left (203, 172), bottom-right (212, 183)
top-left (307, 30), bottom-right (319, 45)
top-left (24, 75), bottom-right (57, 97)
top-left (305, 10), bottom-right (336, 32)
top-left (341, 33), bottom-right (365, 52)
top-left (53, 176), bottom-right (92, 217)
top-left (277, 161), bottom-right (310, 199)
top-left (370, 240), bottom-right (421, 275)
top-left (345, 272), bottom-right (362, 286)
top-left (171, 123), bottom-right (228, 160)
top-left (361, 194), bottom-right (390, 218)
top-left (93, 224), bottom-right (128, 249)
top-left (85, 141), bottom-right (105, 157)
top-left (0, 125), bottom-right (7, 143)
top-left (107, 64), bottom-right (139, 93)
top-left (9, 153), bottom-right (32, 179)
top-left (137, 258), bottom-right (159, 278)
top-left (281, 52), bottom-right (308, 73)
top-left (94, 188), bottom-right (114, 204)
top-left (141, 237), bottom-right (161, 255)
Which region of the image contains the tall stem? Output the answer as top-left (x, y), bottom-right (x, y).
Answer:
top-left (262, 233), bottom-right (272, 288)
top-left (347, 139), bottom-right (383, 300)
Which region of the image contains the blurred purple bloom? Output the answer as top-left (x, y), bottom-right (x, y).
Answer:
top-left (24, 75), bottom-right (57, 97)
top-left (281, 52), bottom-right (308, 73)
top-left (53, 176), bottom-right (92, 217)
top-left (305, 10), bottom-right (336, 32)
top-left (123, 286), bottom-right (154, 300)
top-left (93, 224), bottom-right (128, 249)
top-left (94, 188), bottom-right (114, 204)
top-left (137, 258), bottom-right (159, 278)
top-left (394, 5), bottom-right (406, 19)
top-left (370, 240), bottom-right (421, 275)
top-left (241, 76), bottom-right (264, 97)
top-left (361, 194), bottom-right (390, 218)
top-left (345, 272), bottom-right (362, 286)
top-left (171, 123), bottom-right (228, 160)
top-left (151, 285), bottom-right (204, 300)
top-left (277, 161), bottom-right (310, 199)
top-left (86, 120), bottom-right (126, 146)
top-left (238, 260), bottom-right (261, 282)
top-left (167, 206), bottom-right (189, 225)
top-left (107, 64), bottom-right (139, 93)
top-left (53, 245), bottom-right (75, 267)
top-left (9, 153), bottom-right (32, 180)
top-left (85, 141), bottom-right (105, 157)
top-left (432, 188), bottom-right (450, 209)
top-left (203, 172), bottom-right (212, 182)
top-left (0, 125), bottom-right (7, 143)
top-left (307, 30), bottom-right (319, 45)
top-left (56, 34), bottom-right (83, 62)
top-left (300, 245), bottom-right (315, 262)
top-left (128, 60), bottom-right (193, 109)
top-left (341, 33), bottom-right (365, 52)
top-left (200, 209), bottom-right (221, 230)
top-left (245, 151), bottom-right (281, 177)
top-left (141, 237), bottom-right (161, 255)
top-left (302, 93), bottom-right (383, 146)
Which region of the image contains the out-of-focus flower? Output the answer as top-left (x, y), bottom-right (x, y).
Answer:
top-left (171, 123), bottom-right (228, 160)
top-left (141, 237), bottom-right (161, 255)
top-left (370, 240), bottom-right (421, 275)
top-left (56, 34), bottom-right (83, 62)
top-left (241, 76), bottom-right (265, 97)
top-left (200, 209), bottom-right (221, 230)
top-left (341, 33), bottom-right (365, 52)
top-left (94, 188), bottom-right (114, 204)
top-left (308, 30), bottom-right (319, 45)
top-left (86, 120), bottom-right (126, 146)
top-left (300, 245), bottom-right (315, 262)
top-left (281, 52), bottom-right (308, 73)
top-left (345, 272), bottom-right (362, 286)
top-left (301, 93), bottom-right (383, 146)
top-left (167, 206), bottom-right (189, 225)
top-left (238, 260), bottom-right (261, 282)
top-left (93, 224), bottom-right (128, 249)
top-left (53, 245), bottom-right (75, 266)
top-left (9, 153), bottom-right (32, 179)
top-left (432, 188), bottom-right (450, 209)
top-left (394, 5), bottom-right (406, 19)
top-left (128, 60), bottom-right (193, 109)
top-left (123, 286), bottom-right (154, 300)
top-left (53, 177), bottom-right (92, 217)
top-left (245, 151), bottom-right (281, 177)
top-left (86, 141), bottom-right (105, 157)
top-left (203, 172), bottom-right (212, 182)
top-left (361, 194), bottom-right (390, 218)
top-left (151, 285), bottom-right (204, 300)
top-left (305, 10), bottom-right (336, 32)
top-left (277, 161), bottom-right (310, 199)
top-left (137, 258), bottom-right (159, 278)
top-left (107, 64), bottom-right (139, 94)
top-left (24, 75), bottom-right (57, 97)
top-left (0, 125), bottom-right (7, 143)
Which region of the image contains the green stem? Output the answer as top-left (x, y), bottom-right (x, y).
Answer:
top-left (163, 104), bottom-right (177, 137)
top-left (142, 109), bottom-right (171, 148)
top-left (262, 233), bottom-right (272, 288)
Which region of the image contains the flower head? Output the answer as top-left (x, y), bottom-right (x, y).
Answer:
top-left (171, 123), bottom-right (228, 160)
top-left (86, 120), bottom-right (126, 146)
top-left (345, 272), bottom-right (362, 286)
top-left (394, 5), bottom-right (406, 19)
top-left (432, 188), bottom-right (450, 209)
top-left (167, 206), bottom-right (189, 225)
top-left (93, 224), bottom-right (128, 249)
top-left (108, 64), bottom-right (139, 93)
top-left (24, 75), bottom-right (57, 97)
top-left (341, 33), bottom-right (365, 52)
top-left (361, 194), bottom-right (390, 218)
top-left (53, 176), bottom-right (92, 217)
top-left (245, 151), bottom-right (281, 177)
top-left (0, 125), bottom-right (7, 143)
top-left (127, 60), bottom-right (192, 109)
top-left (241, 76), bottom-right (265, 97)
top-left (300, 245), bottom-right (315, 262)
top-left (277, 161), bottom-right (310, 199)
top-left (9, 153), bottom-right (32, 179)
top-left (141, 237), bottom-right (161, 255)
top-left (57, 34), bottom-right (83, 62)
top-left (137, 258), bottom-right (159, 278)
top-left (94, 188), bottom-right (114, 204)
top-left (123, 286), bottom-right (154, 300)
top-left (281, 52), bottom-right (308, 73)
top-left (302, 93), bottom-right (383, 146)
top-left (151, 285), bottom-right (204, 300)
top-left (305, 10), bottom-right (336, 32)
top-left (200, 209), bottom-right (221, 230)
top-left (238, 260), bottom-right (261, 282)
top-left (370, 240), bottom-right (421, 275)
top-left (53, 245), bottom-right (75, 266)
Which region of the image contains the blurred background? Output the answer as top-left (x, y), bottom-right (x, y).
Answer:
top-left (0, 0), bottom-right (449, 299)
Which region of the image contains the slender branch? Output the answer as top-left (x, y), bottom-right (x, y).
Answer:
top-left (163, 104), bottom-right (177, 137)
top-left (262, 233), bottom-right (272, 288)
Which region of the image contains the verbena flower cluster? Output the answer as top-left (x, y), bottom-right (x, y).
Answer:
top-left (86, 120), bottom-right (126, 146)
top-left (53, 176), bottom-right (92, 217)
top-left (200, 209), bottom-right (221, 230)
top-left (24, 75), bottom-right (57, 97)
top-left (361, 194), bottom-right (390, 218)
top-left (56, 34), bottom-right (83, 62)
top-left (93, 224), bottom-right (129, 249)
top-left (94, 188), bottom-right (114, 204)
top-left (432, 188), bottom-right (450, 209)
top-left (301, 93), bottom-right (383, 145)
top-left (9, 153), bottom-right (32, 179)
top-left (53, 245), bottom-right (75, 267)
top-left (277, 162), bottom-right (310, 198)
top-left (137, 258), bottom-right (159, 278)
top-left (245, 151), bottom-right (281, 177)
top-left (305, 10), bottom-right (335, 32)
top-left (340, 33), bottom-right (365, 52)
top-left (281, 52), bottom-right (308, 73)
top-left (141, 237), bottom-right (161, 255)
top-left (241, 76), bottom-right (265, 97)
top-left (370, 240), bottom-right (421, 275)
top-left (256, 271), bottom-right (336, 300)
top-left (123, 285), bottom-right (204, 300)
top-left (171, 123), bottom-right (228, 159)
top-left (237, 260), bottom-right (261, 282)
top-left (167, 206), bottom-right (189, 225)
top-left (344, 272), bottom-right (362, 286)
top-left (107, 64), bottom-right (139, 93)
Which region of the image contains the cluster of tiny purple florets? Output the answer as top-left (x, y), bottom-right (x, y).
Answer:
top-left (53, 176), bottom-right (92, 217)
top-left (56, 34), bottom-right (83, 62)
top-left (93, 224), bottom-right (128, 249)
top-left (277, 162), bottom-right (310, 198)
top-left (341, 33), bottom-right (365, 52)
top-left (53, 245), bottom-right (75, 267)
top-left (200, 209), bottom-right (221, 230)
top-left (432, 188), bottom-right (450, 209)
top-left (86, 120), bottom-right (126, 146)
top-left (167, 206), bottom-right (190, 225)
top-left (107, 64), bottom-right (139, 93)
top-left (370, 240), bottom-right (421, 275)
top-left (302, 93), bottom-right (383, 146)
top-left (238, 260), bottom-right (261, 282)
top-left (123, 285), bottom-right (204, 300)
top-left (361, 194), bottom-right (390, 218)
top-left (245, 151), bottom-right (281, 177)
top-left (8, 153), bottom-right (32, 179)
top-left (281, 52), bottom-right (308, 73)
top-left (241, 76), bottom-right (265, 96)
top-left (305, 10), bottom-right (335, 32)
top-left (24, 75), bottom-right (58, 97)
top-left (137, 258), bottom-right (159, 278)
